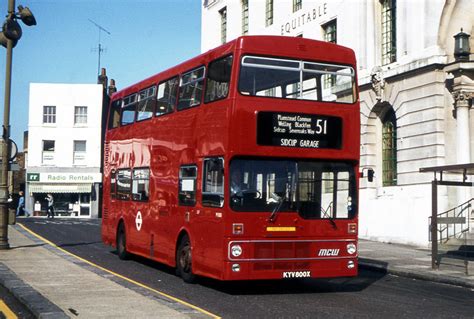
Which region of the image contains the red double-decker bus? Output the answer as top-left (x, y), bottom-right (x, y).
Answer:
top-left (102, 36), bottom-right (359, 282)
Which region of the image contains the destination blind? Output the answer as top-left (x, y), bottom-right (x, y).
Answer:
top-left (257, 112), bottom-right (342, 149)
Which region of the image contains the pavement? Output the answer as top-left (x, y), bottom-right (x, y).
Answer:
top-left (0, 223), bottom-right (473, 319)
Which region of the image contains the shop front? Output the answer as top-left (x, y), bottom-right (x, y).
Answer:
top-left (26, 172), bottom-right (102, 218)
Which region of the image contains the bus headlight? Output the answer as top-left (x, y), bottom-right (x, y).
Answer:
top-left (231, 245), bottom-right (242, 257)
top-left (346, 243), bottom-right (357, 255)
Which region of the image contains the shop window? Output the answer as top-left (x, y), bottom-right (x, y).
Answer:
top-left (202, 158), bottom-right (224, 207)
top-left (132, 168), bottom-right (150, 201)
top-left (121, 94), bottom-right (137, 125)
top-left (179, 165), bottom-right (197, 206)
top-left (137, 86), bottom-right (156, 121)
top-left (177, 67), bottom-right (205, 111)
top-left (156, 77), bottom-right (178, 116)
top-left (205, 55), bottom-right (233, 103)
top-left (117, 169), bottom-right (132, 200)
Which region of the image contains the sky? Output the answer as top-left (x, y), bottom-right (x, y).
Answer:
top-left (0, 0), bottom-right (202, 149)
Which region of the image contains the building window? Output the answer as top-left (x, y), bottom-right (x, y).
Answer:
top-left (322, 20), bottom-right (337, 89)
top-left (74, 106), bottom-right (87, 125)
top-left (382, 110), bottom-right (397, 186)
top-left (73, 140), bottom-right (86, 165)
top-left (323, 20), bottom-right (337, 43)
top-left (265, 0), bottom-right (273, 26)
top-left (242, 0), bottom-right (249, 35)
top-left (42, 140), bottom-right (55, 165)
top-left (381, 0), bottom-right (396, 65)
top-left (219, 7), bottom-right (227, 44)
top-left (43, 106), bottom-right (56, 124)
top-left (293, 0), bottom-right (302, 12)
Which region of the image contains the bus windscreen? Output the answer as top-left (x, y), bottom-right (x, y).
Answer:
top-left (230, 159), bottom-right (357, 220)
top-left (238, 55), bottom-right (356, 104)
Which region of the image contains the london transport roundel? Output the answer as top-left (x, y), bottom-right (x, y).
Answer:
top-left (135, 211), bottom-right (143, 231)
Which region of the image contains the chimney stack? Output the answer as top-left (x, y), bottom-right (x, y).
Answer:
top-left (98, 68), bottom-right (108, 90)
top-left (108, 79), bottom-right (117, 96)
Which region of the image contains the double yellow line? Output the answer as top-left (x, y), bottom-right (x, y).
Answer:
top-left (0, 300), bottom-right (17, 319)
top-left (18, 223), bottom-right (220, 319)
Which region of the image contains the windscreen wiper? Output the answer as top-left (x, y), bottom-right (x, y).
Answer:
top-left (322, 203), bottom-right (337, 229)
top-left (268, 193), bottom-right (284, 223)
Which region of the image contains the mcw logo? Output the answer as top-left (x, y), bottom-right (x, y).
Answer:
top-left (318, 248), bottom-right (340, 256)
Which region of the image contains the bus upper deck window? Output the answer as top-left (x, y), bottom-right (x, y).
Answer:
top-left (205, 55), bottom-right (233, 103)
top-left (157, 76), bottom-right (178, 116)
top-left (177, 67), bottom-right (205, 111)
top-left (121, 94), bottom-right (137, 125)
top-left (137, 86), bottom-right (156, 122)
top-left (108, 100), bottom-right (121, 129)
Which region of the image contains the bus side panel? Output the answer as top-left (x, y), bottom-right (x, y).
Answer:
top-left (150, 144), bottom-right (179, 266)
top-left (190, 98), bottom-right (232, 280)
top-left (152, 111), bottom-right (198, 267)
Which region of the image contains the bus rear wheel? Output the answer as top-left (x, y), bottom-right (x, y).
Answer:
top-left (176, 235), bottom-right (195, 283)
top-left (116, 223), bottom-right (130, 260)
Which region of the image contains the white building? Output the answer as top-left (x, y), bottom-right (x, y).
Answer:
top-left (202, 0), bottom-right (474, 246)
top-left (26, 83), bottom-right (103, 218)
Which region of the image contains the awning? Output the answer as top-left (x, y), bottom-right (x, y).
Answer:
top-left (28, 183), bottom-right (92, 193)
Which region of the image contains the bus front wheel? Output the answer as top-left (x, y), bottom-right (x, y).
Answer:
top-left (116, 223), bottom-right (130, 260)
top-left (176, 235), bottom-right (195, 283)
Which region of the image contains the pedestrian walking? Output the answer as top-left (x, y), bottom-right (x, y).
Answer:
top-left (45, 193), bottom-right (55, 219)
top-left (16, 191), bottom-right (31, 217)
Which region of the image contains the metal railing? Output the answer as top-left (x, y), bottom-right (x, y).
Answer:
top-left (429, 198), bottom-right (472, 244)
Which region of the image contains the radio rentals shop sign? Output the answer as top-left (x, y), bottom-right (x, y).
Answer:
top-left (27, 173), bottom-right (102, 184)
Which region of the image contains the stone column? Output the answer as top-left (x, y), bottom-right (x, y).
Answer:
top-left (452, 90), bottom-right (473, 163)
top-left (445, 62), bottom-right (474, 207)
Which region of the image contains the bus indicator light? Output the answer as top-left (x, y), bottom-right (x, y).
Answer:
top-left (233, 223), bottom-right (244, 235)
top-left (348, 223), bottom-right (357, 234)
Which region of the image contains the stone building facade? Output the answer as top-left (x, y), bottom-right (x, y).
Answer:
top-left (201, 0), bottom-right (474, 246)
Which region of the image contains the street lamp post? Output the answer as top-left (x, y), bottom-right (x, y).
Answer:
top-left (0, 0), bottom-right (36, 250)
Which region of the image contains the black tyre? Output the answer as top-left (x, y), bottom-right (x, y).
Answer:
top-left (116, 223), bottom-right (130, 260)
top-left (176, 235), bottom-right (196, 283)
